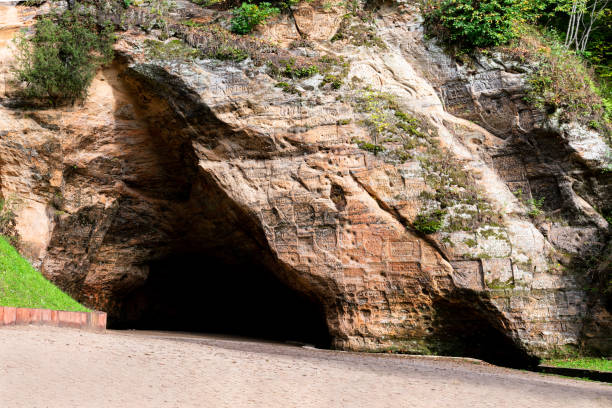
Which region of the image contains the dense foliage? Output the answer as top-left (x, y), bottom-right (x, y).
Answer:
top-left (423, 0), bottom-right (611, 132)
top-left (13, 8), bottom-right (114, 105)
top-left (424, 0), bottom-right (523, 48)
top-left (230, 2), bottom-right (280, 34)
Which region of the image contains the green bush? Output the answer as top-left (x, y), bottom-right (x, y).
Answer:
top-left (231, 2), bottom-right (280, 34)
top-left (13, 8), bottom-right (114, 105)
top-left (322, 74), bottom-right (343, 89)
top-left (210, 45), bottom-right (250, 61)
top-left (424, 0), bottom-right (522, 48)
top-left (527, 197), bottom-right (545, 218)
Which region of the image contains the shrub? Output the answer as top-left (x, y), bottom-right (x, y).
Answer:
top-left (13, 8), bottom-right (114, 105)
top-left (211, 45), bottom-right (250, 61)
top-left (523, 30), bottom-right (610, 127)
top-left (275, 81), bottom-right (300, 94)
top-left (413, 209), bottom-right (446, 234)
top-left (322, 74), bottom-right (343, 89)
top-left (424, 0), bottom-right (522, 48)
top-left (186, 24), bottom-right (259, 62)
top-left (179, 23), bottom-right (289, 65)
top-left (280, 59), bottom-right (319, 78)
top-left (231, 2), bottom-right (280, 34)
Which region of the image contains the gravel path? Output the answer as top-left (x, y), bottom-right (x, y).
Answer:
top-left (0, 326), bottom-right (610, 407)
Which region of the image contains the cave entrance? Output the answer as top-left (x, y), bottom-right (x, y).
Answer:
top-left (115, 252), bottom-right (332, 348)
top-left (430, 294), bottom-right (539, 368)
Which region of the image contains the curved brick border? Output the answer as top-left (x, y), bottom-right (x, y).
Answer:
top-left (0, 306), bottom-right (106, 332)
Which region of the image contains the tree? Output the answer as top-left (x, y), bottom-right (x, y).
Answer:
top-left (13, 8), bottom-right (114, 105)
top-left (563, 0), bottom-right (610, 51)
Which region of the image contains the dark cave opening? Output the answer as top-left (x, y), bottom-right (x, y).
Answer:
top-left (112, 253), bottom-right (332, 348)
top-left (431, 295), bottom-right (540, 368)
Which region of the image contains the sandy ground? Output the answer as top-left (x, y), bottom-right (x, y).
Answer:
top-left (0, 326), bottom-right (610, 407)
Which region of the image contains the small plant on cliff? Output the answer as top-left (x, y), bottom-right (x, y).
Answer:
top-left (514, 188), bottom-right (546, 218)
top-left (353, 139), bottom-right (385, 154)
top-left (13, 7), bottom-right (115, 105)
top-left (413, 209), bottom-right (446, 234)
top-left (279, 59), bottom-right (320, 79)
top-left (144, 39), bottom-right (201, 61)
top-left (143, 0), bottom-right (176, 37)
top-left (527, 197), bottom-right (545, 218)
top-left (230, 2), bottom-right (280, 34)
top-left (275, 81), bottom-right (300, 94)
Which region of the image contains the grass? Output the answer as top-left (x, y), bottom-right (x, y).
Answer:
top-left (544, 358), bottom-right (612, 372)
top-left (0, 237), bottom-right (88, 312)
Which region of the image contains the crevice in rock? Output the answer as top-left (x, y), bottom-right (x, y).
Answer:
top-left (289, 8), bottom-right (305, 39)
top-left (349, 169), bottom-right (451, 263)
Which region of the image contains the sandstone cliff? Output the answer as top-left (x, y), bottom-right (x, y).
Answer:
top-left (0, 0), bottom-right (610, 364)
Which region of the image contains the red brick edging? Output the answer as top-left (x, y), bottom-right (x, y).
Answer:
top-left (0, 306), bottom-right (106, 332)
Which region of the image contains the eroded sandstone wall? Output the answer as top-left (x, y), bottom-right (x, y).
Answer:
top-left (0, 1), bottom-right (610, 361)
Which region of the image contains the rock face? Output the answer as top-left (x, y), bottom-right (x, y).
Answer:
top-left (0, 2), bottom-right (610, 363)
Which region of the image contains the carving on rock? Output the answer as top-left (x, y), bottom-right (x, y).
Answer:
top-left (450, 261), bottom-right (484, 292)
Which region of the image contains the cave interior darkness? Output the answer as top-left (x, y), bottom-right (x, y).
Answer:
top-left (110, 250), bottom-right (535, 366)
top-left (115, 253), bottom-right (332, 348)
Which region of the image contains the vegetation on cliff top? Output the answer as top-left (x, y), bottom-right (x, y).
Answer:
top-left (0, 237), bottom-right (88, 312)
top-left (424, 0), bottom-right (611, 133)
top-left (13, 6), bottom-right (114, 105)
top-left (506, 25), bottom-right (611, 131)
top-left (424, 0), bottom-right (523, 48)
